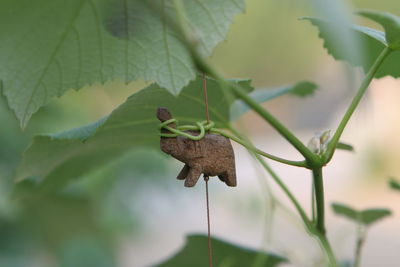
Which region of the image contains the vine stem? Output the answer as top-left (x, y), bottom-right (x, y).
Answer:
top-left (225, 84), bottom-right (320, 166)
top-left (212, 129), bottom-right (307, 167)
top-left (227, 126), bottom-right (311, 223)
top-left (312, 167), bottom-right (325, 235)
top-left (231, 127), bottom-right (337, 266)
top-left (317, 234), bottom-right (338, 267)
top-left (311, 180), bottom-right (316, 222)
top-left (324, 46), bottom-right (392, 163)
top-left (354, 224), bottom-right (366, 267)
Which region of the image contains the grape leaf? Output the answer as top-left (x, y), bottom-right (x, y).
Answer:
top-left (389, 178), bottom-right (400, 191)
top-left (230, 81), bottom-right (317, 121)
top-left (16, 77), bottom-right (252, 188)
top-left (358, 10), bottom-right (400, 50)
top-left (0, 0), bottom-right (244, 127)
top-left (155, 234), bottom-right (286, 267)
top-left (303, 17), bottom-right (400, 78)
top-left (331, 203), bottom-right (391, 226)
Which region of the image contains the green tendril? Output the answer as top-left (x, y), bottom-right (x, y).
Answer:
top-left (159, 119), bottom-right (215, 140)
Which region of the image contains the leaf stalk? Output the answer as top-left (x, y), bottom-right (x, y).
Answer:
top-left (324, 46), bottom-right (392, 163)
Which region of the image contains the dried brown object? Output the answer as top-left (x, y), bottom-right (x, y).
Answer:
top-left (157, 107), bottom-right (237, 187)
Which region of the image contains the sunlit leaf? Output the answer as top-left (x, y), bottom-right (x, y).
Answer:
top-left (0, 0), bottom-right (245, 127)
top-left (155, 234), bottom-right (286, 267)
top-left (17, 77), bottom-right (252, 187)
top-left (332, 203), bottom-right (391, 226)
top-left (304, 17), bottom-right (400, 79)
top-left (230, 81), bottom-right (317, 120)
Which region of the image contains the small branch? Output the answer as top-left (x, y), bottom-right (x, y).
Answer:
top-left (212, 128), bottom-right (307, 167)
top-left (311, 180), bottom-right (316, 222)
top-left (224, 81), bottom-right (321, 166)
top-left (354, 225), bottom-right (366, 267)
top-left (312, 167), bottom-right (326, 235)
top-left (253, 145), bottom-right (337, 266)
top-left (254, 151), bottom-right (312, 227)
top-left (324, 46), bottom-right (392, 163)
top-left (317, 234), bottom-right (338, 267)
top-left (228, 126), bottom-right (312, 225)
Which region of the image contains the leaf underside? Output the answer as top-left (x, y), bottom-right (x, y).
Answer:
top-left (358, 10), bottom-right (400, 50)
top-left (304, 17), bottom-right (400, 78)
top-left (0, 0), bottom-right (245, 127)
top-left (17, 77), bottom-right (252, 188)
top-left (230, 81), bottom-right (317, 120)
top-left (155, 234), bottom-right (286, 267)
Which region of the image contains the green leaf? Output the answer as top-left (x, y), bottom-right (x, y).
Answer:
top-left (389, 178), bottom-right (400, 191)
top-left (155, 234), bottom-right (286, 267)
top-left (336, 142), bottom-right (354, 152)
top-left (17, 77), bottom-right (252, 187)
top-left (331, 203), bottom-right (391, 226)
top-left (59, 236), bottom-right (116, 267)
top-left (331, 203), bottom-right (359, 221)
top-left (360, 209), bottom-right (391, 226)
top-left (358, 10), bottom-right (400, 50)
top-left (0, 0), bottom-right (245, 127)
top-left (230, 81), bottom-right (317, 121)
top-left (289, 81), bottom-right (318, 97)
top-left (303, 17), bottom-right (400, 79)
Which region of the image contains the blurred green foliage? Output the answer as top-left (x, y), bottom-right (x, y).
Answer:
top-left (156, 235), bottom-right (286, 267)
top-left (1, 0), bottom-right (399, 266)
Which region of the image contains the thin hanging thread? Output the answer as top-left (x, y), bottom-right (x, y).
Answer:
top-left (203, 73), bottom-right (210, 124)
top-left (203, 74), bottom-right (213, 267)
top-left (204, 176), bottom-right (212, 267)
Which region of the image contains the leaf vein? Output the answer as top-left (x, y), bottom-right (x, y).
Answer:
top-left (21, 0), bottom-right (87, 125)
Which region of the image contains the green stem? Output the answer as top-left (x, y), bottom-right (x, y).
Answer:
top-left (229, 126), bottom-right (337, 266)
top-left (228, 126), bottom-right (312, 226)
top-left (324, 46), bottom-right (392, 163)
top-left (311, 180), bottom-right (316, 223)
top-left (225, 82), bottom-right (321, 166)
top-left (354, 225), bottom-right (366, 267)
top-left (212, 128), bottom-right (307, 167)
top-left (251, 145), bottom-right (337, 266)
top-left (312, 167), bottom-right (326, 235)
top-left (317, 234), bottom-right (338, 267)
top-left (256, 153), bottom-right (312, 226)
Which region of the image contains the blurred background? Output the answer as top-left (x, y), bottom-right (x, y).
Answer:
top-left (1, 0), bottom-right (400, 266)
